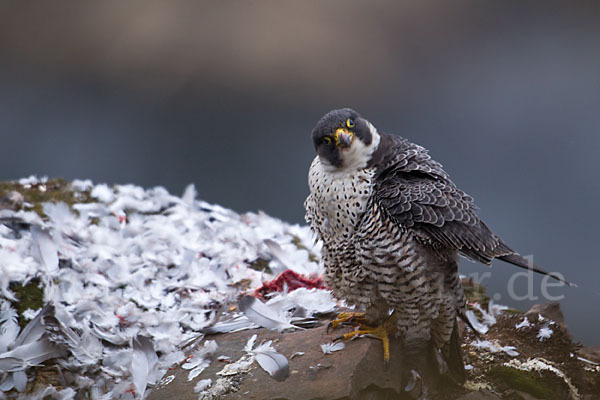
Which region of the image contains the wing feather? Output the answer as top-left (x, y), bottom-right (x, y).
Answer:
top-left (372, 133), bottom-right (512, 264)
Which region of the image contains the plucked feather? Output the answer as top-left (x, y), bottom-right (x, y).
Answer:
top-left (238, 295), bottom-right (295, 332)
top-left (245, 335), bottom-right (289, 382)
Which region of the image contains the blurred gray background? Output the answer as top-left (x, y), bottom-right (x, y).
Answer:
top-left (1, 1), bottom-right (598, 344)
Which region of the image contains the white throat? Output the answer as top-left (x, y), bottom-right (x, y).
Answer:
top-left (322, 122), bottom-right (381, 173)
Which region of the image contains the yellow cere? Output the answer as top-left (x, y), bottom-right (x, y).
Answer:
top-left (334, 128), bottom-right (354, 146)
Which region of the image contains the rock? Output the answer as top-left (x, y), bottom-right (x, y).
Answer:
top-left (455, 389), bottom-right (501, 400)
top-left (579, 346), bottom-right (600, 364)
top-left (525, 302), bottom-right (565, 325)
top-left (513, 390), bottom-right (547, 400)
top-left (148, 282), bottom-right (600, 400)
top-left (148, 321), bottom-right (411, 400)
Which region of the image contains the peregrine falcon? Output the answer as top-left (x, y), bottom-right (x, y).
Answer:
top-left (304, 108), bottom-right (566, 383)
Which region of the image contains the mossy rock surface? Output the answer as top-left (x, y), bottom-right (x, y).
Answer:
top-left (487, 365), bottom-right (569, 399)
top-left (0, 178), bottom-right (93, 217)
top-left (9, 278), bottom-right (45, 328)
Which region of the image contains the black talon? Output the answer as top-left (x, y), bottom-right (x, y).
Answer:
top-left (333, 335), bottom-right (345, 342)
top-left (326, 322), bottom-right (333, 334)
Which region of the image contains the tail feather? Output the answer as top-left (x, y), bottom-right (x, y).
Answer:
top-left (498, 253), bottom-right (577, 287)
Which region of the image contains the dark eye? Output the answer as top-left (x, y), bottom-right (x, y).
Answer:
top-left (346, 118), bottom-right (355, 128)
top-left (323, 136), bottom-right (332, 145)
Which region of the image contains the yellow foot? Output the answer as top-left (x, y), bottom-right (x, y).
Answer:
top-left (329, 311), bottom-right (398, 367)
top-left (326, 312), bottom-right (366, 333)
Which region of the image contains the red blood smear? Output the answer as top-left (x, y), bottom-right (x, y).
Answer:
top-left (254, 269), bottom-right (326, 299)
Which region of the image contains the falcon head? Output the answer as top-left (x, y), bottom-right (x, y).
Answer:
top-left (311, 108), bottom-right (380, 171)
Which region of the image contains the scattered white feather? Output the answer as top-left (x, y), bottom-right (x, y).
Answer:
top-left (254, 348), bottom-right (289, 382)
top-left (30, 226), bottom-right (59, 274)
top-left (487, 301), bottom-right (509, 319)
top-left (465, 310), bottom-right (489, 334)
top-left (183, 340), bottom-right (218, 381)
top-left (471, 339), bottom-right (519, 357)
top-left (515, 317), bottom-right (531, 330)
top-left (202, 315), bottom-right (258, 334)
top-left (12, 370), bottom-right (27, 392)
top-left (208, 289), bottom-right (333, 335)
top-left (19, 175), bottom-right (47, 187)
top-left (244, 334), bottom-right (258, 353)
top-left (265, 288), bottom-right (336, 316)
top-left (90, 184), bottom-right (115, 203)
top-left (537, 325), bottom-right (554, 341)
top-left (238, 296), bottom-right (296, 332)
top-left (244, 334), bottom-right (289, 381)
top-left (0, 301), bottom-right (20, 353)
top-left (465, 300), bottom-right (509, 335)
top-left (21, 308), bottom-right (41, 321)
top-left (71, 179), bottom-right (93, 192)
top-left (181, 184), bottom-right (197, 208)
top-left (194, 378), bottom-right (212, 393)
top-left (187, 361), bottom-right (210, 382)
top-left (321, 342), bottom-right (345, 354)
top-left (538, 313), bottom-right (545, 322)
top-left (0, 178), bottom-right (323, 394)
top-left (29, 385), bottom-right (76, 399)
top-left (131, 336), bottom-right (158, 397)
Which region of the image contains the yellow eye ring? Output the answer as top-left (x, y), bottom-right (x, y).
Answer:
top-left (346, 118), bottom-right (355, 128)
top-left (323, 136), bottom-right (332, 145)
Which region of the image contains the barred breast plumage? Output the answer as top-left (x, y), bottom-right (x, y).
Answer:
top-left (306, 154), bottom-right (464, 349)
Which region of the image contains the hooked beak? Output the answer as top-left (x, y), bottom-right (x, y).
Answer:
top-left (334, 128), bottom-right (354, 148)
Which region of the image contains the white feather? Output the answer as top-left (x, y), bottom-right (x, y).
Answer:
top-left (515, 317), bottom-right (531, 330)
top-left (265, 288), bottom-right (336, 316)
top-left (238, 296), bottom-right (295, 332)
top-left (182, 340), bottom-right (217, 382)
top-left (244, 334), bottom-right (258, 353)
top-left (181, 184), bottom-right (197, 207)
top-left (11, 304), bottom-right (52, 349)
top-left (31, 226), bottom-right (59, 274)
top-left (202, 315), bottom-right (258, 334)
top-left (471, 339), bottom-right (519, 357)
top-left (0, 374), bottom-right (15, 391)
top-left (537, 325), bottom-right (554, 341)
top-left (263, 239), bottom-right (292, 273)
top-left (12, 370), bottom-right (27, 392)
top-left (187, 361), bottom-right (210, 381)
top-left (244, 335), bottom-right (289, 381)
top-left (131, 336), bottom-right (156, 398)
top-left (90, 184), bottom-right (115, 203)
top-left (465, 310), bottom-right (489, 334)
top-left (0, 338), bottom-right (65, 366)
top-left (254, 350), bottom-right (289, 382)
top-left (320, 341), bottom-right (345, 354)
top-left (193, 378), bottom-right (212, 393)
top-left (0, 357), bottom-right (27, 372)
top-left (0, 301), bottom-right (20, 353)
